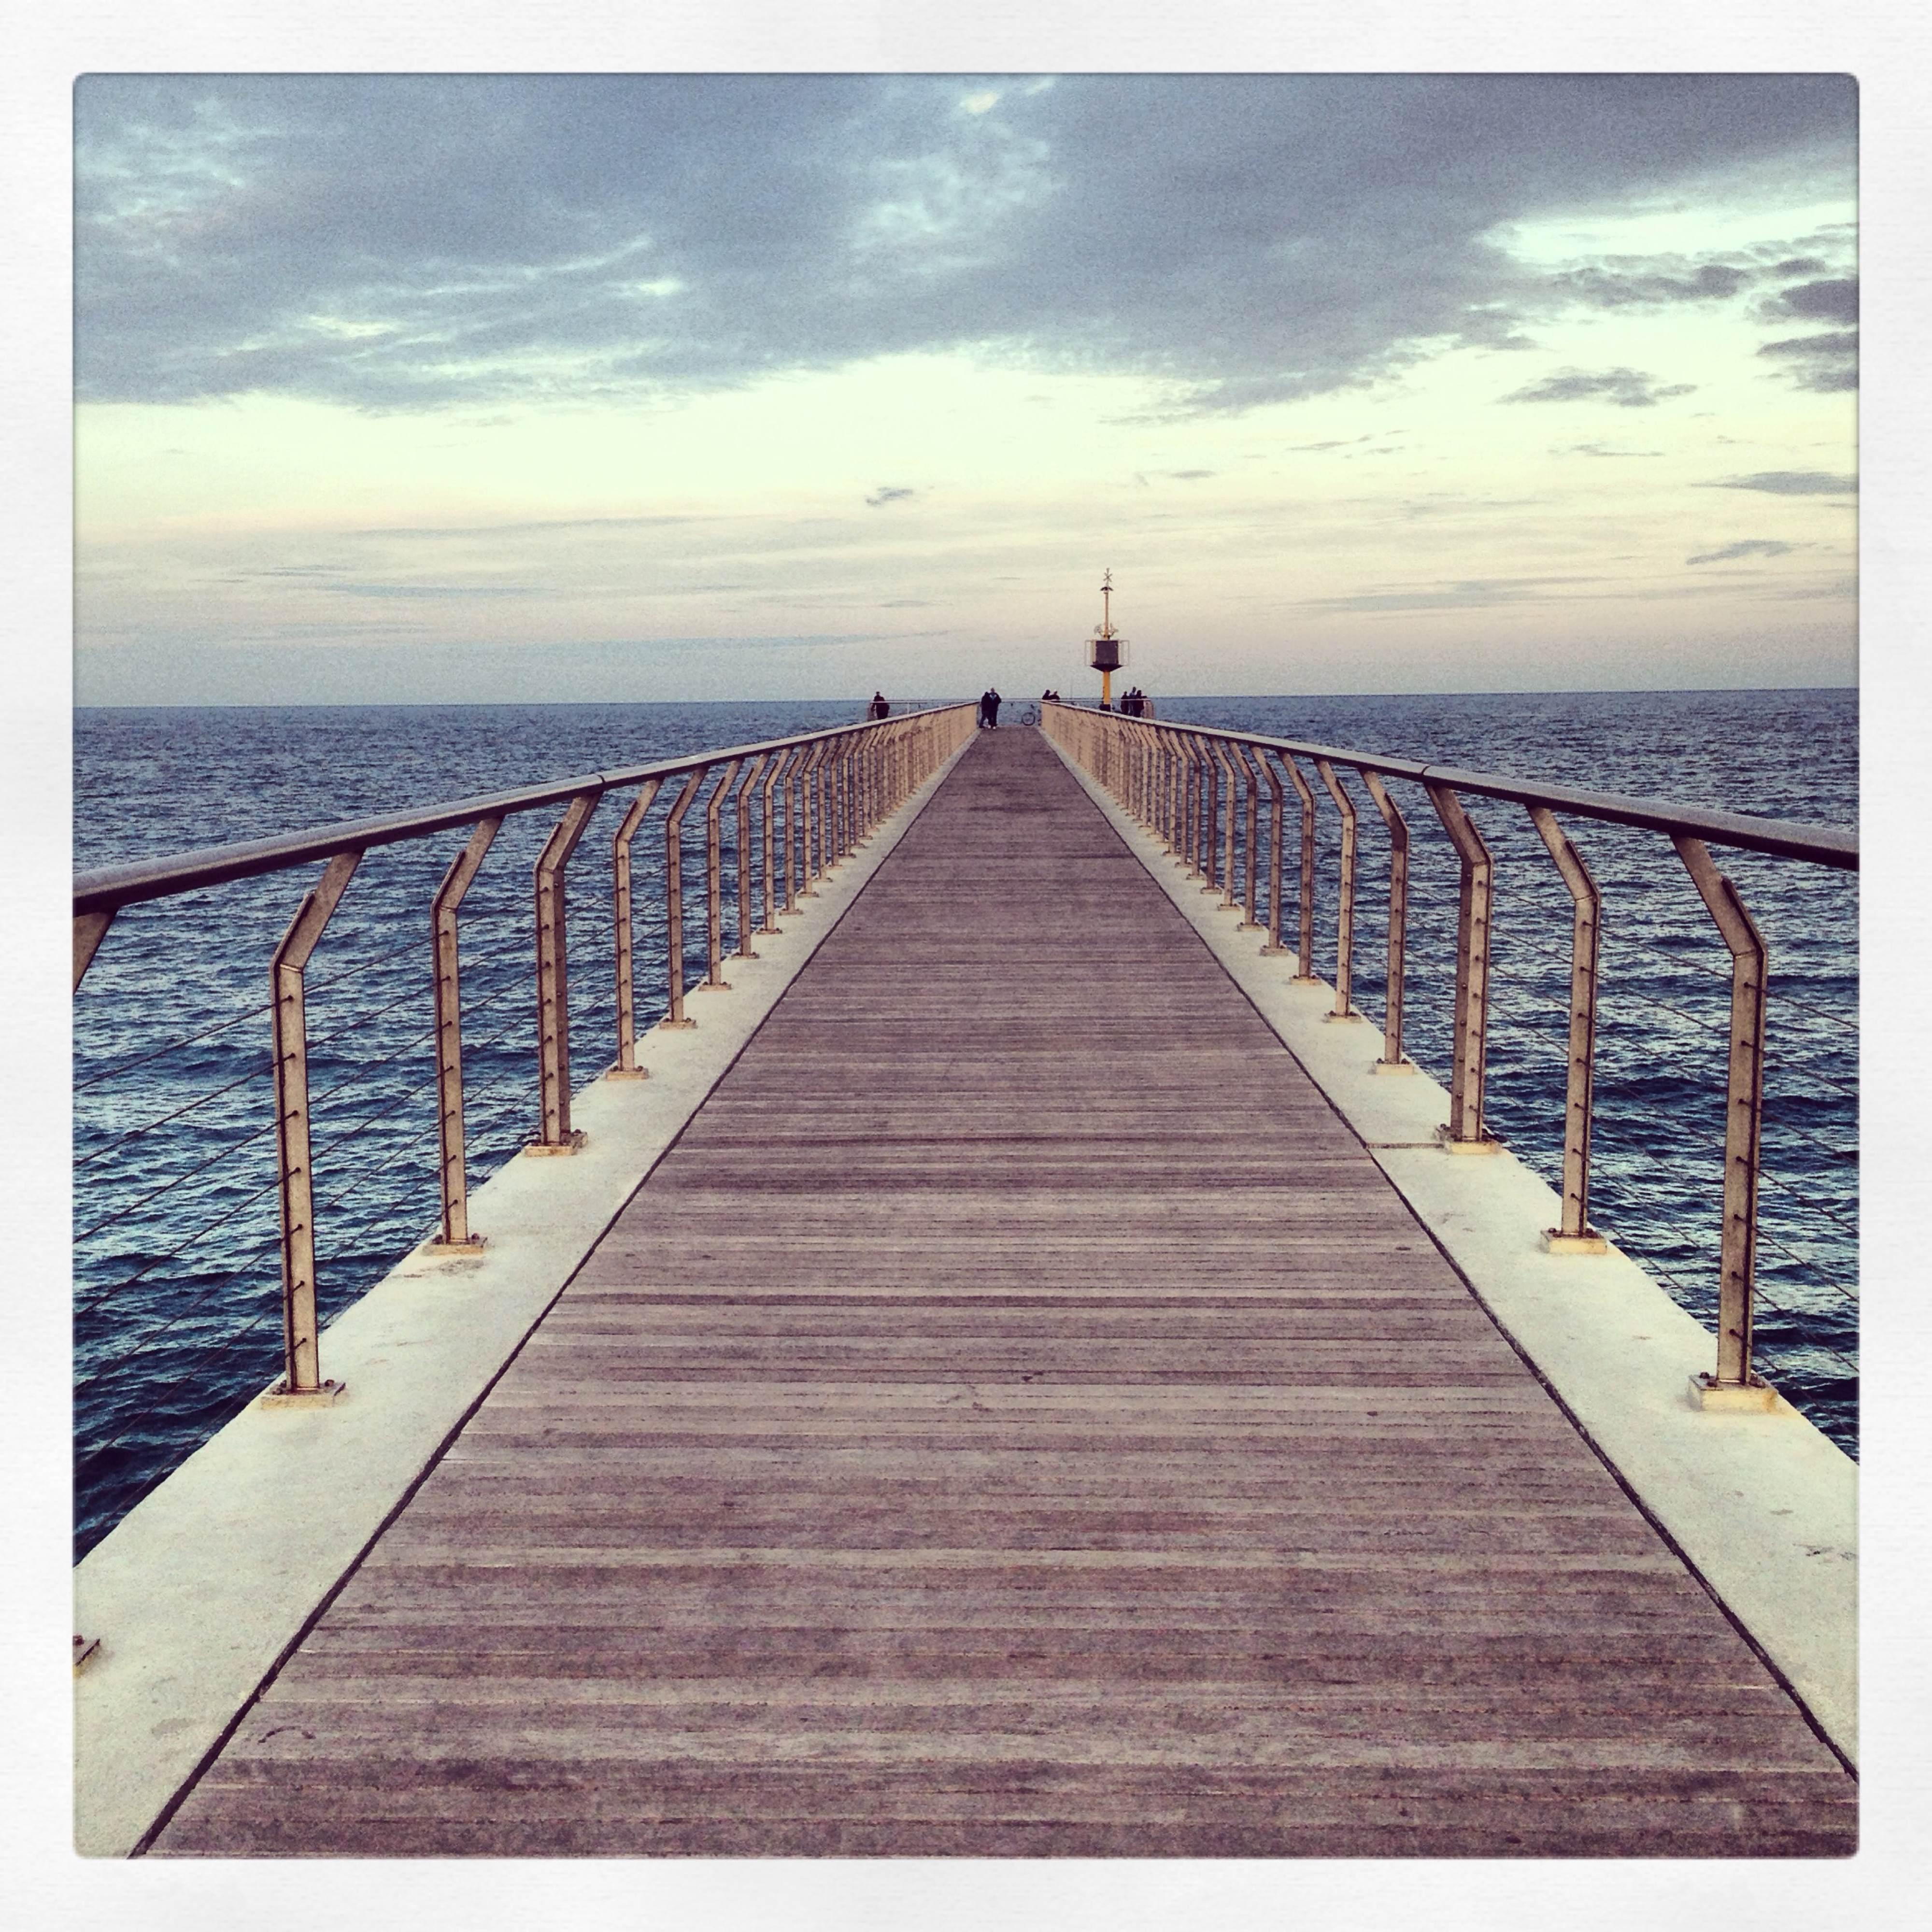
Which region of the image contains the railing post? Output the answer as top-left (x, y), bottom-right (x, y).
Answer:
top-left (1200, 736), bottom-right (1222, 893)
top-left (822, 736), bottom-right (844, 871)
top-left (760, 747), bottom-right (791, 934)
top-left (533, 787), bottom-right (603, 1151)
top-left (1211, 741), bottom-right (1239, 905)
top-left (700, 758), bottom-right (742, 990)
top-left (1256, 748), bottom-right (1289, 955)
top-left (73, 910), bottom-right (115, 991)
top-left (798, 740), bottom-right (827, 896)
top-left (265, 848), bottom-right (361, 1405)
top-left (785, 743), bottom-right (810, 912)
top-left (1233, 741), bottom-right (1261, 928)
top-left (1164, 728), bottom-right (1184, 853)
top-left (1313, 758), bottom-right (1362, 1022)
top-left (735, 753), bottom-right (768, 960)
top-left (1529, 807), bottom-right (1606, 1250)
top-left (659, 766), bottom-right (706, 1028)
top-left (1167, 726), bottom-right (1182, 873)
top-left (429, 815), bottom-right (501, 1247)
top-left (1359, 770), bottom-right (1412, 1071)
top-left (611, 778), bottom-right (666, 1077)
top-left (1675, 835), bottom-right (1773, 1405)
top-left (1425, 782), bottom-right (1499, 1152)
top-left (834, 733), bottom-right (855, 862)
top-left (1278, 752), bottom-right (1319, 982)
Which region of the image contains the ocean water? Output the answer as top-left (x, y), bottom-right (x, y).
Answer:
top-left (72, 691), bottom-right (1857, 1559)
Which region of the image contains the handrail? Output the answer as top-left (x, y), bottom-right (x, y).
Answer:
top-left (1039, 698), bottom-right (1855, 1411)
top-left (73, 706), bottom-right (969, 918)
top-left (73, 702), bottom-right (977, 1446)
top-left (1045, 706), bottom-right (1856, 870)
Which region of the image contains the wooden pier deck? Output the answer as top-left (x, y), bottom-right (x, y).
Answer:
top-left (152, 728), bottom-right (1856, 1858)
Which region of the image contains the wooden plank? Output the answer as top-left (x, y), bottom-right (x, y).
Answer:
top-left (150, 726), bottom-right (1855, 1859)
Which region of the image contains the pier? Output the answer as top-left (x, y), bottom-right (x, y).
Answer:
top-left (73, 723), bottom-right (1857, 1858)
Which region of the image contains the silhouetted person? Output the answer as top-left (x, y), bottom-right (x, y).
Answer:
top-left (868, 691), bottom-right (890, 719)
top-left (986, 687), bottom-right (1002, 727)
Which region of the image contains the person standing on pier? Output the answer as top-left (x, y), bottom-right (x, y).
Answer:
top-left (986, 687), bottom-right (1002, 727)
top-left (868, 691), bottom-right (890, 719)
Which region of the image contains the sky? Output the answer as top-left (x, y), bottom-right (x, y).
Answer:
top-left (74, 72), bottom-right (1858, 702)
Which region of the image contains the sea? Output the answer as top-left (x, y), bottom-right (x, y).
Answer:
top-left (72, 690), bottom-right (1858, 1560)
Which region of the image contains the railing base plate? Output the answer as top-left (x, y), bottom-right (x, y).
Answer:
top-left (605, 1066), bottom-right (649, 1082)
top-left (1689, 1372), bottom-right (1779, 1413)
top-left (260, 1378), bottom-right (348, 1410)
top-left (422, 1234), bottom-right (487, 1256)
top-left (656, 1016), bottom-right (697, 1031)
top-left (1542, 1228), bottom-right (1609, 1255)
top-left (1692, 1376), bottom-right (1777, 1422)
top-left (1370, 1059), bottom-right (1418, 1076)
top-left (1437, 1128), bottom-right (1505, 1156)
top-left (1322, 1010), bottom-right (1367, 1025)
top-left (524, 1130), bottom-right (588, 1157)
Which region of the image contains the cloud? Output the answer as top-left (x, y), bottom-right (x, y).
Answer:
top-left (865, 485), bottom-right (916, 507)
top-left (1764, 276), bottom-right (1858, 325)
top-left (1686, 539), bottom-right (1795, 566)
top-left (74, 74), bottom-right (1856, 415)
top-left (1757, 329), bottom-right (1859, 393)
top-left (1547, 260), bottom-right (1752, 307)
top-left (1708, 471), bottom-right (1857, 495)
top-left (1168, 469), bottom-right (1214, 480)
top-left (317, 582), bottom-right (544, 598)
top-left (1500, 366), bottom-right (1696, 408)
top-left (1560, 442), bottom-right (1663, 458)
top-left (1295, 575), bottom-right (1605, 613)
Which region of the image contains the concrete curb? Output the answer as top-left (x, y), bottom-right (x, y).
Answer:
top-left (72, 731), bottom-right (978, 1857)
top-left (1043, 727), bottom-right (1857, 1766)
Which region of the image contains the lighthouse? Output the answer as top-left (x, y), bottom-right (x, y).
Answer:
top-left (1086, 568), bottom-right (1127, 710)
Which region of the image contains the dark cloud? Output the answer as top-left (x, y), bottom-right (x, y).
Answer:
top-left (1752, 273), bottom-right (1857, 389)
top-left (1709, 471), bottom-right (1857, 495)
top-left (1560, 442), bottom-right (1663, 457)
top-left (1686, 539), bottom-right (1795, 566)
top-left (1500, 367), bottom-right (1696, 408)
top-left (865, 486), bottom-right (916, 507)
top-left (1168, 469), bottom-right (1215, 480)
top-left (1758, 328), bottom-right (1859, 392)
top-left (1766, 277), bottom-right (1858, 324)
top-left (1547, 260), bottom-right (1752, 307)
top-left (75, 74), bottom-right (1855, 415)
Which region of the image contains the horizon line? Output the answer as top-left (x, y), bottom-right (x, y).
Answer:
top-left (73, 683), bottom-right (1861, 712)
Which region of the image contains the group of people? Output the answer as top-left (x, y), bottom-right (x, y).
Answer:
top-left (878, 684), bottom-right (1142, 727)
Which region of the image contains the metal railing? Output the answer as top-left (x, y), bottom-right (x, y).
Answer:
top-left (1042, 700), bottom-right (1857, 1409)
top-left (74, 705), bottom-right (976, 1424)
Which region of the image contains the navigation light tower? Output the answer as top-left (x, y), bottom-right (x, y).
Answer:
top-left (1087, 568), bottom-right (1128, 709)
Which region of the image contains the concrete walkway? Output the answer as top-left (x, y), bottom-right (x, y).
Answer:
top-left (151, 728), bottom-right (1856, 1857)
